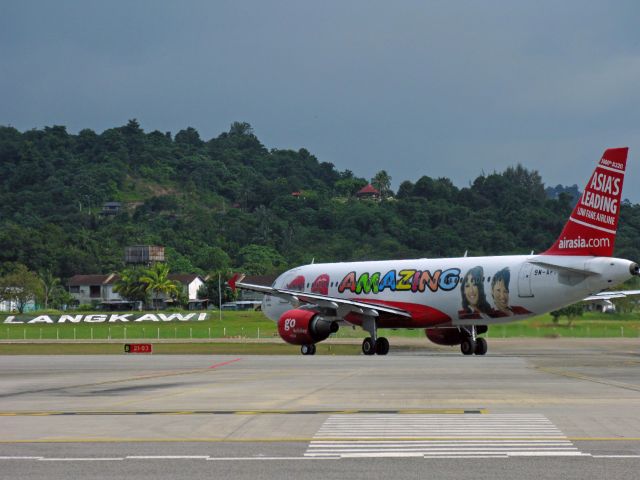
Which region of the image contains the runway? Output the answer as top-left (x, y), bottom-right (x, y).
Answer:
top-left (1, 338), bottom-right (639, 479)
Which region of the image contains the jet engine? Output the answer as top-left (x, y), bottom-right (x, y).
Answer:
top-left (425, 328), bottom-right (466, 346)
top-left (278, 309), bottom-right (339, 345)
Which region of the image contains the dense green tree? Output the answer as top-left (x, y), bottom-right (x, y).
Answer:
top-left (0, 264), bottom-right (43, 313)
top-left (113, 268), bottom-right (149, 305)
top-left (238, 244), bottom-right (287, 275)
top-left (1, 121), bottom-right (640, 293)
top-left (550, 303), bottom-right (584, 325)
top-left (197, 271), bottom-right (236, 308)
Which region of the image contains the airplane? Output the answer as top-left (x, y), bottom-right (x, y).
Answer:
top-left (232, 147), bottom-right (639, 356)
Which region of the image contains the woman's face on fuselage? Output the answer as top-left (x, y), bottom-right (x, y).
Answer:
top-left (492, 279), bottom-right (509, 311)
top-left (464, 274), bottom-right (479, 308)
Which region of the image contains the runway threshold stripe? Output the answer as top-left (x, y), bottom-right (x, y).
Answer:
top-left (306, 413), bottom-right (586, 458)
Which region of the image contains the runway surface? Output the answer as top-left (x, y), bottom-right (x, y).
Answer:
top-left (1, 338), bottom-right (639, 479)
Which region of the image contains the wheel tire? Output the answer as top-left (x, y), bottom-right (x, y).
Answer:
top-left (460, 338), bottom-right (476, 356)
top-left (301, 344), bottom-right (311, 355)
top-left (474, 337), bottom-right (487, 356)
top-left (375, 337), bottom-right (390, 355)
top-left (309, 344), bottom-right (317, 355)
top-left (362, 337), bottom-right (376, 355)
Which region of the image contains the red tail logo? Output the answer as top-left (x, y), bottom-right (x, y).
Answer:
top-left (544, 147), bottom-right (628, 257)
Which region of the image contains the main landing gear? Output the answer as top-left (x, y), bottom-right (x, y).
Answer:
top-left (460, 326), bottom-right (488, 356)
top-left (362, 336), bottom-right (389, 356)
top-left (361, 317), bottom-right (389, 355)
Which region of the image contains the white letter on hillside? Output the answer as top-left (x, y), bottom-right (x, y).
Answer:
top-left (158, 313), bottom-right (195, 322)
top-left (3, 316), bottom-right (22, 324)
top-left (28, 315), bottom-right (54, 324)
top-left (134, 314), bottom-right (160, 322)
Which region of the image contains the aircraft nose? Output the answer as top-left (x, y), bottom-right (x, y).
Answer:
top-left (630, 262), bottom-right (640, 276)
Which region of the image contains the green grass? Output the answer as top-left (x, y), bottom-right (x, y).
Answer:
top-left (1, 310), bottom-right (639, 341)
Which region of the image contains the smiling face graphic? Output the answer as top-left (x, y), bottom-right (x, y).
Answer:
top-left (492, 278), bottom-right (510, 312)
top-left (463, 274), bottom-right (479, 309)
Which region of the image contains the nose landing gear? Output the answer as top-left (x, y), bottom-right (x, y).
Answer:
top-left (301, 344), bottom-right (317, 355)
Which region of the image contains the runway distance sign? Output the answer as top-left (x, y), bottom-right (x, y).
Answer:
top-left (124, 343), bottom-right (152, 354)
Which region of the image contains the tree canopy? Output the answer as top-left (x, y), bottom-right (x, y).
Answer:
top-left (2, 121), bottom-right (640, 282)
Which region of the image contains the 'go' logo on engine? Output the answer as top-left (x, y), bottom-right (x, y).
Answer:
top-left (284, 318), bottom-right (296, 331)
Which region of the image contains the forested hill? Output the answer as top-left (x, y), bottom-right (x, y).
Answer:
top-left (1, 120), bottom-right (640, 280)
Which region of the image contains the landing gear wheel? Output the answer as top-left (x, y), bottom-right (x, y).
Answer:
top-left (474, 337), bottom-right (487, 356)
top-left (460, 338), bottom-right (476, 356)
top-left (362, 337), bottom-right (377, 355)
top-left (301, 344), bottom-right (316, 355)
top-left (375, 337), bottom-right (390, 355)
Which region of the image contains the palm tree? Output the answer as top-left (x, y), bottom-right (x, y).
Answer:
top-left (39, 270), bottom-right (60, 310)
top-left (114, 268), bottom-right (149, 306)
top-left (139, 263), bottom-right (180, 309)
top-left (372, 170), bottom-right (392, 199)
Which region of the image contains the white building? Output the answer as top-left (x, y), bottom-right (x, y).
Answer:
top-left (0, 298), bottom-right (36, 312)
top-left (67, 273), bottom-right (205, 309)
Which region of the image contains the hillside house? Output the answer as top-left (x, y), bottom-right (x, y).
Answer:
top-left (356, 184), bottom-right (380, 200)
top-left (101, 202), bottom-right (122, 215)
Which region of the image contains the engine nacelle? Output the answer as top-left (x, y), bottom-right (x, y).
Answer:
top-left (425, 326), bottom-right (487, 346)
top-left (278, 309), bottom-right (339, 345)
top-left (425, 328), bottom-right (466, 346)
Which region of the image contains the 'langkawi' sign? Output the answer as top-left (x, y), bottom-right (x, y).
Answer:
top-left (3, 313), bottom-right (209, 324)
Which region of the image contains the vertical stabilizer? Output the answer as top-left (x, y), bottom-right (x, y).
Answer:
top-left (543, 147), bottom-right (628, 257)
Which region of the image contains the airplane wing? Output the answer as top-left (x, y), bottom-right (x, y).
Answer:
top-left (583, 290), bottom-right (640, 301)
top-left (234, 277), bottom-right (412, 318)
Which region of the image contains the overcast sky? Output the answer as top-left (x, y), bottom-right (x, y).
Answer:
top-left (2, 1), bottom-right (640, 199)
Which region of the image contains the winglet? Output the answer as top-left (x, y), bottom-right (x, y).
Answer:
top-left (228, 273), bottom-right (244, 293)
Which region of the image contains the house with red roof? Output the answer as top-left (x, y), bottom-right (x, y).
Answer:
top-left (356, 184), bottom-right (381, 200)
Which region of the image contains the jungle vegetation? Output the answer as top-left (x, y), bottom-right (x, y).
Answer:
top-left (2, 120), bottom-right (640, 284)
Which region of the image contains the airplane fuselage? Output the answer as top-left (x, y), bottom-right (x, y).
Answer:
top-left (262, 255), bottom-right (635, 328)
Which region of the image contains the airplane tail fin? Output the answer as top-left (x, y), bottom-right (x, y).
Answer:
top-left (543, 147), bottom-right (629, 257)
top-left (228, 273), bottom-right (244, 293)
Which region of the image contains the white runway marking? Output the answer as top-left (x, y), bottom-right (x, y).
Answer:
top-left (128, 455), bottom-right (209, 459)
top-left (38, 457), bottom-right (124, 461)
top-left (305, 414), bottom-right (587, 458)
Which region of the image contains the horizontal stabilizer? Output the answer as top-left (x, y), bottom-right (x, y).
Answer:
top-left (583, 289), bottom-right (640, 301)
